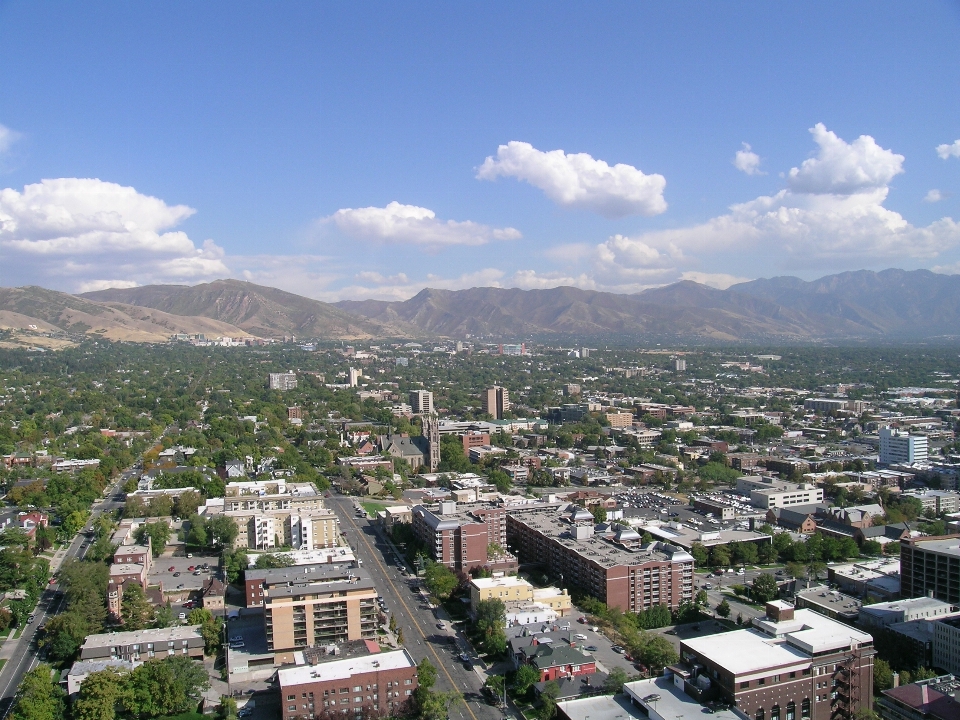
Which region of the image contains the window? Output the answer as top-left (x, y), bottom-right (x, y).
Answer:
top-left (773, 675), bottom-right (780, 682)
top-left (801, 699), bottom-right (811, 719)
top-left (354, 686), bottom-right (361, 692)
top-left (289, 706), bottom-right (297, 712)
top-left (288, 695), bottom-right (296, 701)
top-left (405, 679), bottom-right (412, 685)
top-left (786, 702), bottom-right (795, 720)
top-left (803, 668), bottom-right (811, 676)
top-left (741, 682), bottom-right (749, 689)
top-left (790, 672), bottom-right (796, 679)
top-left (756, 710), bottom-right (765, 720)
top-left (771, 705), bottom-right (780, 720)
top-left (759, 678), bottom-right (766, 686)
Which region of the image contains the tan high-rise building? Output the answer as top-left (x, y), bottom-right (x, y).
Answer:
top-left (481, 386), bottom-right (510, 420)
top-left (409, 390), bottom-right (433, 414)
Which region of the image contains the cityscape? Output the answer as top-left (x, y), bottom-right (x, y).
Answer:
top-left (1, 4), bottom-right (960, 720)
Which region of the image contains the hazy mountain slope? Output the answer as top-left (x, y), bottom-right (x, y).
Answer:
top-left (338, 270), bottom-right (960, 339)
top-left (0, 286), bottom-right (251, 342)
top-left (82, 279), bottom-right (412, 339)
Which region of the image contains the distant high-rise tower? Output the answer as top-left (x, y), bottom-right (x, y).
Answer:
top-left (269, 372), bottom-right (297, 390)
top-left (481, 386), bottom-right (510, 420)
top-left (409, 390), bottom-right (434, 414)
top-left (580, 347), bottom-right (590, 358)
top-left (423, 413), bottom-right (440, 472)
top-left (348, 367), bottom-right (361, 387)
top-left (674, 358), bottom-right (686, 372)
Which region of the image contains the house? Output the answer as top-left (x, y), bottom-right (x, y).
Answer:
top-left (521, 643), bottom-right (597, 682)
top-left (766, 506), bottom-right (818, 534)
top-left (200, 576), bottom-right (225, 611)
top-left (17, 511), bottom-right (49, 539)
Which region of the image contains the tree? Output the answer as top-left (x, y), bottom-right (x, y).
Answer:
top-left (10, 665), bottom-right (65, 720)
top-left (716, 599), bottom-right (731, 618)
top-left (134, 521), bottom-right (170, 557)
top-left (636, 634), bottom-right (679, 670)
top-left (874, 658), bottom-right (894, 693)
top-left (757, 542), bottom-right (779, 565)
top-left (188, 608), bottom-right (223, 655)
top-left (154, 603), bottom-right (175, 628)
top-left (223, 549), bottom-right (248, 583)
top-left (590, 505), bottom-right (607, 524)
top-left (538, 680), bottom-right (560, 720)
top-left (124, 656), bottom-right (209, 719)
top-left (119, 583), bottom-right (152, 631)
top-left (784, 562), bottom-right (807, 580)
top-left (186, 515), bottom-right (208, 547)
top-left (513, 664), bottom-right (540, 698)
top-left (209, 515), bottom-right (239, 548)
top-left (807, 561), bottom-right (827, 582)
top-left (690, 542), bottom-right (709, 566)
top-left (73, 668), bottom-right (128, 720)
top-left (709, 545), bottom-right (730, 567)
top-left (861, 540), bottom-right (883, 556)
top-left (695, 589), bottom-right (708, 606)
top-left (396, 627), bottom-right (404, 645)
top-left (173, 490), bottom-right (203, 519)
top-left (219, 695), bottom-right (239, 720)
top-left (424, 561), bottom-right (458, 600)
top-left (751, 573), bottom-right (779, 604)
top-left (603, 667), bottom-right (628, 694)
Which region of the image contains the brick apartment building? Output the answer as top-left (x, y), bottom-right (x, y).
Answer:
top-left (506, 505), bottom-right (694, 612)
top-left (262, 563), bottom-right (379, 662)
top-left (678, 601), bottom-right (875, 720)
top-left (461, 431), bottom-right (491, 455)
top-left (80, 626), bottom-right (205, 662)
top-left (278, 644), bottom-right (418, 720)
top-left (412, 501), bottom-right (518, 573)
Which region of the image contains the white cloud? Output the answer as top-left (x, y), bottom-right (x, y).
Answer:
top-left (679, 271), bottom-right (751, 289)
top-left (925, 189), bottom-right (944, 203)
top-left (327, 201), bottom-right (520, 249)
top-left (476, 141), bottom-right (667, 218)
top-left (787, 123), bottom-right (904, 195)
top-left (509, 270), bottom-right (598, 291)
top-left (0, 124), bottom-right (21, 154)
top-left (77, 279), bottom-right (140, 293)
top-left (354, 271), bottom-right (410, 285)
top-left (733, 143), bottom-right (764, 175)
top-left (937, 140), bottom-right (960, 160)
top-left (0, 178), bottom-right (229, 290)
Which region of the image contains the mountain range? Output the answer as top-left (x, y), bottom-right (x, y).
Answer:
top-left (0, 269), bottom-right (958, 345)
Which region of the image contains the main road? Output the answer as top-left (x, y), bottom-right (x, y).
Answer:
top-left (326, 494), bottom-right (504, 720)
top-left (0, 467), bottom-right (136, 716)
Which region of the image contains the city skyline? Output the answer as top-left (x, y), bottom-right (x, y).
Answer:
top-left (0, 3), bottom-right (958, 301)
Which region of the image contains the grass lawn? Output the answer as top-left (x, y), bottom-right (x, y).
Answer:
top-left (0, 660), bottom-right (6, 672)
top-left (155, 713), bottom-right (204, 720)
top-left (360, 500), bottom-right (392, 517)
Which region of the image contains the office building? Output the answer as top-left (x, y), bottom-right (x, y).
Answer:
top-left (80, 626), bottom-right (205, 662)
top-left (674, 358), bottom-right (686, 372)
top-left (262, 564), bottom-right (379, 659)
top-left (278, 645), bottom-right (419, 720)
top-left (269, 372), bottom-right (298, 391)
top-left (506, 505), bottom-right (694, 612)
top-left (860, 597), bottom-right (958, 629)
top-left (880, 427), bottom-right (929, 465)
top-left (736, 477), bottom-right (824, 509)
top-left (803, 398), bottom-right (867, 414)
top-left (606, 412), bottom-right (635, 429)
top-left (679, 601), bottom-right (875, 720)
top-left (903, 491), bottom-right (960, 515)
top-left (934, 617), bottom-right (960, 676)
top-left (901, 537), bottom-right (960, 603)
top-left (481, 386), bottom-right (510, 420)
top-left (409, 390), bottom-right (433, 414)
top-left (412, 501), bottom-right (517, 574)
top-left (348, 367), bottom-right (361, 387)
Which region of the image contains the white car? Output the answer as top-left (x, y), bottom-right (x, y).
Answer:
top-left (230, 635), bottom-right (243, 642)
top-left (178, 612), bottom-right (186, 620)
top-left (574, 633), bottom-right (587, 640)
top-left (737, 568), bottom-right (745, 575)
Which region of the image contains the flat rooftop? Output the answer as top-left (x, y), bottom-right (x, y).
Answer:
top-left (862, 597), bottom-right (954, 615)
top-left (278, 648), bottom-right (416, 686)
top-left (796, 587), bottom-right (861, 614)
top-left (471, 576), bottom-right (530, 590)
top-left (81, 625), bottom-right (203, 649)
top-left (619, 677), bottom-right (744, 720)
top-left (245, 547), bottom-right (354, 568)
top-left (683, 609), bottom-right (873, 673)
top-left (907, 538), bottom-right (960, 558)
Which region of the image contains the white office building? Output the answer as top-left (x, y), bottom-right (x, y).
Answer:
top-left (879, 427), bottom-right (928, 465)
top-left (409, 390), bottom-right (434, 414)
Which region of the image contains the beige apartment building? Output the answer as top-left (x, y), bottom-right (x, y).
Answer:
top-left (469, 575), bottom-right (571, 617)
top-left (263, 565), bottom-right (380, 662)
top-left (228, 508), bottom-right (340, 550)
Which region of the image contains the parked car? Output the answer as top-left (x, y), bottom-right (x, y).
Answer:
top-left (585, 645), bottom-right (598, 652)
top-left (27, 614), bottom-right (35, 623)
top-left (173, 572), bottom-right (181, 577)
top-left (231, 641), bottom-right (245, 649)
top-left (178, 613), bottom-right (186, 620)
top-left (611, 645), bottom-right (625, 653)
top-left (230, 635), bottom-right (243, 642)
top-left (574, 633), bottom-right (587, 640)
top-left (168, 566), bottom-right (175, 572)
top-left (578, 616), bottom-right (587, 623)
top-left (436, 622), bottom-right (444, 629)
top-left (187, 566), bottom-right (195, 572)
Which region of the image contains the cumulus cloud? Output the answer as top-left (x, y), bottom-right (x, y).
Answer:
top-left (0, 178), bottom-right (229, 290)
top-left (0, 124), bottom-right (21, 154)
top-left (925, 189), bottom-right (944, 203)
top-left (77, 279), bottom-right (140, 293)
top-left (787, 123), bottom-right (904, 195)
top-left (937, 140), bottom-right (960, 160)
top-left (733, 143), bottom-right (764, 175)
top-left (327, 201), bottom-right (520, 249)
top-left (476, 141), bottom-right (667, 218)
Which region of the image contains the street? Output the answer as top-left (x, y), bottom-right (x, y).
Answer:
top-left (0, 468), bottom-right (134, 716)
top-left (327, 495), bottom-right (504, 720)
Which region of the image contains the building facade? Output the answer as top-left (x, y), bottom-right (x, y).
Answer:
top-left (481, 386), bottom-right (510, 420)
top-left (278, 646), bottom-right (419, 720)
top-left (901, 537), bottom-right (960, 604)
top-left (80, 626), bottom-right (205, 662)
top-left (412, 501), bottom-right (517, 573)
top-left (880, 427), bottom-right (929, 466)
top-left (409, 390), bottom-right (433, 414)
top-left (269, 372), bottom-right (298, 391)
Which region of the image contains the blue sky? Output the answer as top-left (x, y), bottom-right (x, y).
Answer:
top-left (1, 2), bottom-right (959, 300)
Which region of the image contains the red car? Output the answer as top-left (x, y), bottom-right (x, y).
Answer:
top-left (168, 566), bottom-right (175, 572)
top-left (187, 566), bottom-right (195, 572)
top-left (578, 616), bottom-right (587, 623)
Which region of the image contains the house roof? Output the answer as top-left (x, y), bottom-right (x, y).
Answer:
top-left (524, 643), bottom-right (593, 669)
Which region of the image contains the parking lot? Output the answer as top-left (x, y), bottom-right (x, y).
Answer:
top-left (148, 553), bottom-right (219, 601)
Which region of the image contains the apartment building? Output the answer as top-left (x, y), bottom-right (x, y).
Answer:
top-left (903, 490), bottom-right (960, 515)
top-left (880, 427), bottom-right (929, 466)
top-left (278, 646), bottom-right (418, 720)
top-left (804, 398), bottom-right (866, 414)
top-left (269, 372), bottom-right (298, 391)
top-left (409, 390), bottom-right (433, 414)
top-left (468, 575), bottom-right (571, 617)
top-left (860, 597), bottom-right (958, 629)
top-left (80, 626), bottom-right (205, 662)
top-left (412, 501), bottom-right (518, 573)
top-left (228, 508), bottom-right (340, 550)
top-left (606, 412), bottom-right (635, 429)
top-left (262, 564), bottom-right (379, 660)
top-left (481, 386), bottom-right (510, 420)
top-left (679, 601), bottom-right (875, 720)
top-left (224, 480), bottom-right (326, 513)
top-left (736, 477), bottom-right (824, 510)
top-left (506, 505), bottom-right (694, 612)
top-left (901, 536), bottom-right (960, 603)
